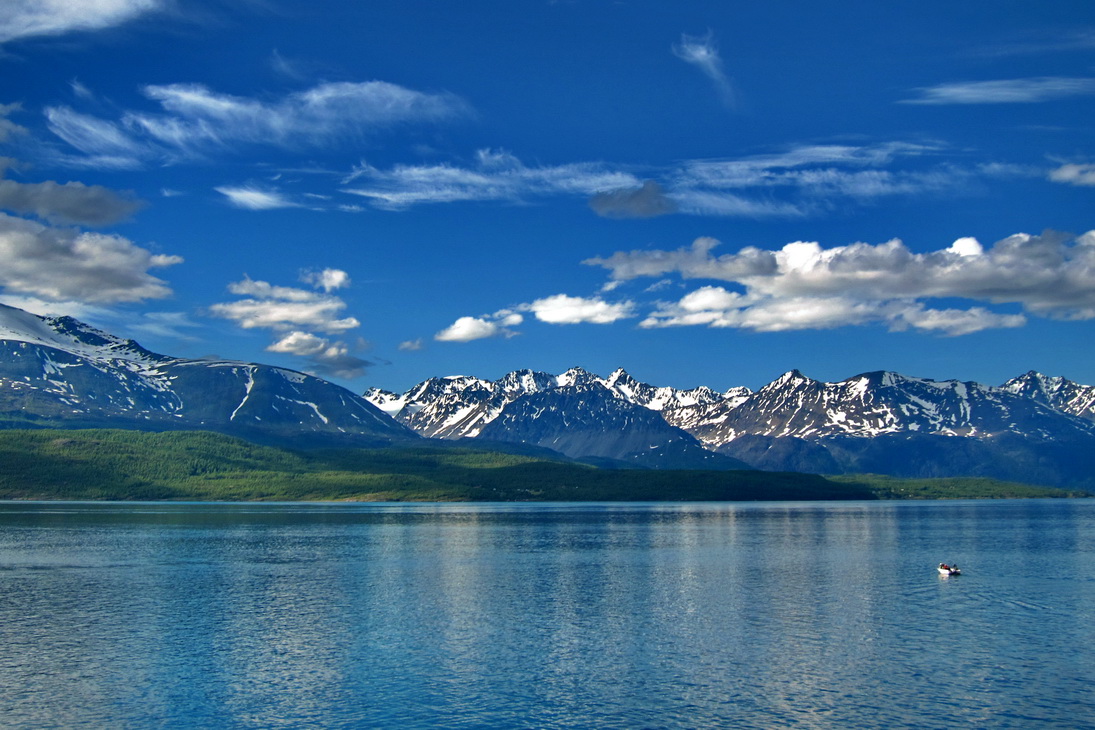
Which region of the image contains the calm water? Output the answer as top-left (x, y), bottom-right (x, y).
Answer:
top-left (0, 500), bottom-right (1093, 729)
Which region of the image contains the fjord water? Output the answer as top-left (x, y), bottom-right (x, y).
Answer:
top-left (1, 501), bottom-right (1092, 728)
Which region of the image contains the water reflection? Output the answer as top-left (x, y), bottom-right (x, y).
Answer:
top-left (0, 500), bottom-right (1093, 728)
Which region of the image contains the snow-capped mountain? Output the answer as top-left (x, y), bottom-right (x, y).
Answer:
top-left (366, 366), bottom-right (748, 439)
top-left (366, 367), bottom-right (749, 468)
top-left (1003, 370), bottom-right (1095, 422)
top-left (0, 303), bottom-right (412, 445)
top-left (369, 365), bottom-right (1095, 486)
top-left (476, 382), bottom-right (747, 469)
top-left (680, 369), bottom-right (1095, 445)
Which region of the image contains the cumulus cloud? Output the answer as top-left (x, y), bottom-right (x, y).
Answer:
top-left (435, 310), bottom-right (523, 343)
top-left (398, 338), bottom-right (424, 352)
top-left (902, 77), bottom-right (1095, 104)
top-left (0, 212), bottom-right (181, 304)
top-left (1049, 163), bottom-right (1095, 187)
top-left (588, 180), bottom-right (677, 219)
top-left (343, 148), bottom-right (640, 209)
top-left (267, 331), bottom-right (373, 380)
top-left (46, 80), bottom-right (469, 166)
top-left (673, 31), bottom-right (736, 108)
top-left (301, 268), bottom-right (350, 292)
top-left (0, 0), bottom-right (162, 44)
top-left (0, 165), bottom-right (144, 225)
top-left (640, 287), bottom-right (1025, 336)
top-left (524, 294), bottom-right (635, 324)
top-left (209, 271), bottom-right (373, 378)
top-left (211, 277), bottom-right (359, 334)
top-left (589, 230), bottom-right (1095, 335)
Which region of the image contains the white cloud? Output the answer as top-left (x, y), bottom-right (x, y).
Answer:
top-left (524, 294), bottom-right (635, 325)
top-left (215, 185), bottom-right (300, 211)
top-left (660, 142), bottom-right (1008, 218)
top-left (46, 81), bottom-right (469, 167)
top-left (0, 212), bottom-right (180, 304)
top-left (673, 31), bottom-right (736, 108)
top-left (43, 106), bottom-right (149, 169)
top-left (640, 288), bottom-right (1026, 336)
top-left (210, 273), bottom-right (372, 378)
top-left (398, 338), bottom-right (424, 352)
top-left (210, 278), bottom-right (359, 334)
top-left (301, 268), bottom-right (350, 292)
top-left (891, 304), bottom-right (1026, 336)
top-left (266, 330), bottom-right (373, 379)
top-left (0, 0), bottom-right (162, 44)
top-left (1049, 163), bottom-right (1095, 187)
top-left (590, 230), bottom-right (1095, 334)
top-left (435, 315), bottom-right (511, 343)
top-left (902, 77), bottom-right (1095, 104)
top-left (342, 140), bottom-right (965, 216)
top-left (343, 149), bottom-right (640, 209)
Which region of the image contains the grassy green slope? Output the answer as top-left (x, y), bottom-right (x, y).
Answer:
top-left (0, 429), bottom-right (1084, 502)
top-left (828, 473), bottom-right (1090, 499)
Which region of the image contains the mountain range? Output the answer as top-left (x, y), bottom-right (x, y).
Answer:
top-left (3, 302), bottom-right (1095, 488)
top-left (367, 365), bottom-right (1095, 488)
top-left (0, 303), bottom-right (411, 447)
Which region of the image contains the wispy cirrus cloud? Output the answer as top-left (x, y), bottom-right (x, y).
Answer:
top-left (902, 77), bottom-right (1095, 104)
top-left (344, 148), bottom-right (640, 209)
top-left (0, 0), bottom-right (163, 44)
top-left (585, 230), bottom-right (1095, 335)
top-left (673, 31), bottom-right (736, 109)
top-left (346, 141), bottom-right (1001, 219)
top-left (972, 29), bottom-right (1095, 58)
top-left (661, 142), bottom-right (1007, 218)
top-left (209, 269), bottom-right (374, 378)
top-left (45, 80), bottom-right (470, 167)
top-left (215, 185), bottom-right (302, 211)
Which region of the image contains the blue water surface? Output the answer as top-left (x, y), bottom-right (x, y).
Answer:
top-left (0, 499), bottom-right (1093, 729)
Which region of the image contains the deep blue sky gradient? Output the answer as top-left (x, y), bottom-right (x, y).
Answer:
top-left (1, 1), bottom-right (1093, 393)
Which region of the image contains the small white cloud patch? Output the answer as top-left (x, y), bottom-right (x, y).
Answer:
top-left (525, 294), bottom-right (635, 325)
top-left (1049, 163), bottom-right (1095, 187)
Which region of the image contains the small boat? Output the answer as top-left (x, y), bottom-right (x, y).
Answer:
top-left (938, 563), bottom-right (961, 576)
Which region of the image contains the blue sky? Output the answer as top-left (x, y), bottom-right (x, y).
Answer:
top-left (1, 1), bottom-right (1093, 393)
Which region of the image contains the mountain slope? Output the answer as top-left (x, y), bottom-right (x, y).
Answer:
top-left (476, 382), bottom-right (748, 469)
top-left (1003, 371), bottom-right (1095, 422)
top-left (0, 303), bottom-right (412, 445)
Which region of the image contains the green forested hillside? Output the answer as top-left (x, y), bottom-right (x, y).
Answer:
top-left (0, 429), bottom-right (1084, 502)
